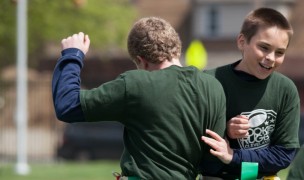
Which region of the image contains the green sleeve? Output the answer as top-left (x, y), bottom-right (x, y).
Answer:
top-left (211, 81), bottom-right (226, 138)
top-left (202, 73), bottom-right (226, 138)
top-left (272, 79), bottom-right (300, 148)
top-left (80, 76), bottom-right (126, 122)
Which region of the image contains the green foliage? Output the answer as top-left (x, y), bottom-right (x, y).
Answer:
top-left (0, 1), bottom-right (17, 68)
top-left (0, 0), bottom-right (137, 69)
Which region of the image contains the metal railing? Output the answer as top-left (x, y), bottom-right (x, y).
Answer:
top-left (0, 78), bottom-right (64, 164)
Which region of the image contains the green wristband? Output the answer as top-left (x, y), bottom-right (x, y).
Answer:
top-left (240, 162), bottom-right (258, 180)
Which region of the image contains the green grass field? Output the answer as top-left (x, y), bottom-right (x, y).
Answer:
top-left (0, 161), bottom-right (120, 180)
top-left (0, 161), bottom-right (290, 180)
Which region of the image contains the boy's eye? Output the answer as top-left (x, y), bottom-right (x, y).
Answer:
top-left (276, 51), bottom-right (285, 56)
top-left (259, 45), bottom-right (268, 51)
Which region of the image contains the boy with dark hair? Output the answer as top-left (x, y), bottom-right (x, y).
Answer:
top-left (52, 17), bottom-right (226, 179)
top-left (287, 145), bottom-right (304, 180)
top-left (201, 7), bottom-right (300, 179)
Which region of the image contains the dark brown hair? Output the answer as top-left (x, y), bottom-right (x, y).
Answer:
top-left (240, 7), bottom-right (293, 43)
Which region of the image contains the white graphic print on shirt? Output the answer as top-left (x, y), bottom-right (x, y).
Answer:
top-left (237, 109), bottom-right (277, 149)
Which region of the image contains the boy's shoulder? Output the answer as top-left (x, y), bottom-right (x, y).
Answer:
top-left (204, 64), bottom-right (231, 77)
top-left (271, 71), bottom-right (297, 87)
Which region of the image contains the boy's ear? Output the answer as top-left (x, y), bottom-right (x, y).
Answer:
top-left (136, 56), bottom-right (149, 70)
top-left (134, 56), bottom-right (141, 65)
top-left (237, 34), bottom-right (246, 50)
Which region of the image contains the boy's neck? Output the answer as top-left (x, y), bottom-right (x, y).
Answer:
top-left (148, 58), bottom-right (182, 71)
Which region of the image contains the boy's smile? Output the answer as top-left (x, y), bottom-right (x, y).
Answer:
top-left (259, 63), bottom-right (273, 70)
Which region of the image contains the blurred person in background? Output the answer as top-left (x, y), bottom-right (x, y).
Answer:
top-left (287, 145), bottom-right (304, 180)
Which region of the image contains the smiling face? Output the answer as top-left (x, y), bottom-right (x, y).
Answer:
top-left (236, 26), bottom-right (290, 79)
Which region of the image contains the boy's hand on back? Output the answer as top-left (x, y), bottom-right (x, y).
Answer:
top-left (201, 129), bottom-right (233, 164)
top-left (61, 32), bottom-right (90, 55)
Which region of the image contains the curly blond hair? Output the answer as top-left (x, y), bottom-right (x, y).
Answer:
top-left (127, 17), bottom-right (182, 64)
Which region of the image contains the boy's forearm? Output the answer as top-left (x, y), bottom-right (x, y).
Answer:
top-left (52, 48), bottom-right (85, 123)
top-left (231, 145), bottom-right (296, 174)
